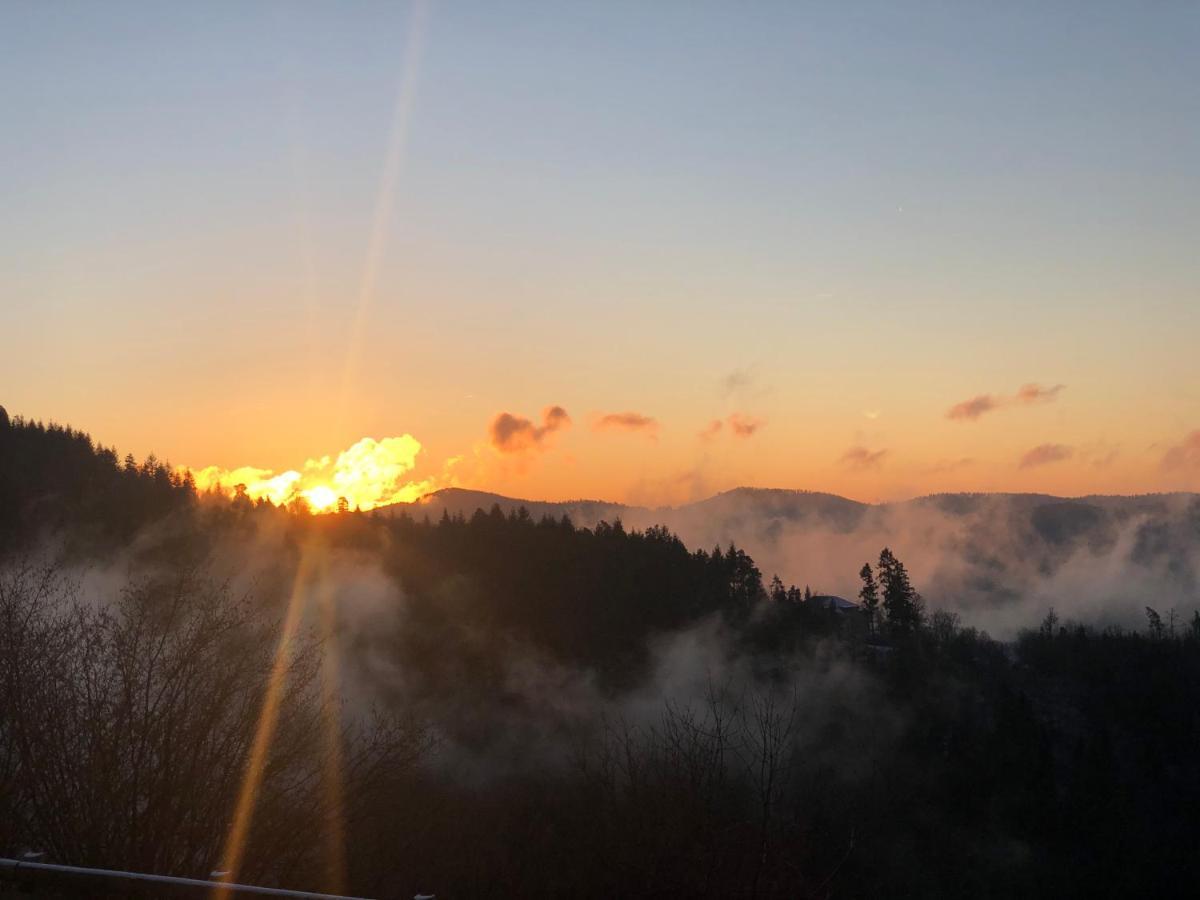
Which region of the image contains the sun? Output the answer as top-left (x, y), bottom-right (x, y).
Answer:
top-left (303, 484), bottom-right (339, 512)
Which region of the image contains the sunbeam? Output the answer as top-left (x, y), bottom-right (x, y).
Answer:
top-left (338, 0), bottom-right (431, 416)
top-left (212, 545), bottom-right (318, 898)
top-left (314, 552), bottom-right (348, 894)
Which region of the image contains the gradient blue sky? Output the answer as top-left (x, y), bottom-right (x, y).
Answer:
top-left (3, 1), bottom-right (1198, 503)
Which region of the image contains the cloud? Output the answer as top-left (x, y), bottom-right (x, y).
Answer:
top-left (1162, 430), bottom-right (1200, 470)
top-left (1015, 383), bottom-right (1066, 404)
top-left (698, 413), bottom-right (764, 441)
top-left (1076, 441), bottom-right (1119, 469)
top-left (189, 433), bottom-right (455, 510)
top-left (946, 394), bottom-right (1001, 421)
top-left (840, 446), bottom-right (888, 470)
top-left (947, 383), bottom-right (1066, 422)
top-left (727, 413), bottom-right (765, 438)
top-left (1019, 443), bottom-right (1073, 469)
top-left (489, 406), bottom-right (571, 454)
top-left (191, 465), bottom-right (302, 506)
top-left (722, 369), bottom-right (753, 392)
top-left (544, 405), bottom-right (570, 429)
top-left (594, 412), bottom-right (659, 437)
top-left (928, 457), bottom-right (975, 474)
top-left (700, 415), bottom-right (768, 444)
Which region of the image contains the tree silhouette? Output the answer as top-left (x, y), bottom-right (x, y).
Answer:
top-left (877, 547), bottom-right (922, 633)
top-left (858, 563), bottom-right (879, 635)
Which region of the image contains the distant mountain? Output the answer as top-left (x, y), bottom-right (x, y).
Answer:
top-left (381, 486), bottom-right (1200, 634)
top-left (384, 487), bottom-right (636, 529)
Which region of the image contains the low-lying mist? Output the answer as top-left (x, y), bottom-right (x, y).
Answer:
top-left (409, 487), bottom-right (1200, 636)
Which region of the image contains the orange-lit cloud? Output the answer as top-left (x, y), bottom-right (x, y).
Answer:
top-left (188, 465), bottom-right (301, 506)
top-left (1016, 383), bottom-right (1066, 404)
top-left (490, 405), bottom-right (571, 453)
top-left (947, 394), bottom-right (1001, 421)
top-left (698, 413), bottom-right (765, 441)
top-left (947, 383), bottom-right (1065, 421)
top-left (698, 419), bottom-right (724, 441)
top-left (594, 411), bottom-right (659, 437)
top-left (190, 434), bottom-right (455, 511)
top-left (723, 368), bottom-right (754, 392)
top-left (727, 413), bottom-right (765, 438)
top-left (1162, 430), bottom-right (1200, 469)
top-left (1019, 443), bottom-right (1073, 468)
top-left (928, 457), bottom-right (976, 473)
top-left (840, 446), bottom-right (888, 470)
top-left (1076, 441), bottom-right (1120, 469)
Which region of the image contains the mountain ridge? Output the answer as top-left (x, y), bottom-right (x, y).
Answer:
top-left (382, 485), bottom-right (1200, 635)
top-left (386, 484), bottom-right (1199, 519)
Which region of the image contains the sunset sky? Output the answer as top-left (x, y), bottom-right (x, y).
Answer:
top-left (3, 2), bottom-right (1198, 505)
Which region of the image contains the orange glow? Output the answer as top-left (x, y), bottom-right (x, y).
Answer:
top-left (189, 433), bottom-right (454, 512)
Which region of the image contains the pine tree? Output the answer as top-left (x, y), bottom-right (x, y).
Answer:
top-left (769, 575), bottom-right (787, 603)
top-left (858, 563), bottom-right (879, 635)
top-left (879, 547), bottom-right (921, 632)
top-left (1145, 606), bottom-right (1165, 639)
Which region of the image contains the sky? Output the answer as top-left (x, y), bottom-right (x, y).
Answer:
top-left (3, 1), bottom-right (1199, 506)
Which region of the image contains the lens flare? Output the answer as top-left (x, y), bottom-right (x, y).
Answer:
top-left (212, 541), bottom-right (350, 896)
top-left (212, 549), bottom-right (314, 897)
top-left (313, 553), bottom-right (347, 894)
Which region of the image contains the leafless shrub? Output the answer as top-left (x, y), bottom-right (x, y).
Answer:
top-left (0, 560), bottom-right (430, 891)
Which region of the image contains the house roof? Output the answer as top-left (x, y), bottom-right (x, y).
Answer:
top-left (810, 594), bottom-right (859, 612)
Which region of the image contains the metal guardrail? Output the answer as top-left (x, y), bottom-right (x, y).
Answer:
top-left (0, 857), bottom-right (377, 899)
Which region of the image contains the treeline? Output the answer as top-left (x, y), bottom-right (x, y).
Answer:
top-left (375, 507), bottom-right (770, 691)
top-left (0, 412), bottom-right (195, 554)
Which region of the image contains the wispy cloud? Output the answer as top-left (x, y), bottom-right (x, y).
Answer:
top-left (722, 368), bottom-right (753, 392)
top-left (697, 413), bottom-right (766, 441)
top-left (727, 413), bottom-right (765, 438)
top-left (594, 411), bottom-right (659, 437)
top-left (840, 446), bottom-right (888, 470)
top-left (1076, 440), bottom-right (1120, 469)
top-left (1019, 443), bottom-right (1073, 469)
top-left (1162, 430), bottom-right (1200, 470)
top-left (946, 394), bottom-right (1001, 421)
top-left (928, 457), bottom-right (975, 474)
top-left (1015, 383), bottom-right (1066, 404)
top-left (489, 406), bottom-right (571, 453)
top-left (947, 383), bottom-right (1066, 421)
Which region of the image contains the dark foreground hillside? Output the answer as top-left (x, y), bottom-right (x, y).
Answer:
top-left (1, 413), bottom-right (1199, 898)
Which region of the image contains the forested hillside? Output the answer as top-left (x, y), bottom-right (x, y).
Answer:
top-left (1, 412), bottom-right (1198, 898)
